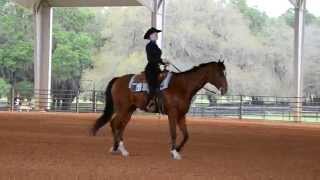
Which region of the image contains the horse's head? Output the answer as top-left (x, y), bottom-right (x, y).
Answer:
top-left (207, 60), bottom-right (228, 95)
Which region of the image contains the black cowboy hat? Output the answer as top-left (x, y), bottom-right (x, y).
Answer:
top-left (144, 27), bottom-right (162, 39)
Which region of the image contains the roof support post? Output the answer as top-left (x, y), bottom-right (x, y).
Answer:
top-left (33, 1), bottom-right (52, 110)
top-left (151, 0), bottom-right (165, 48)
top-left (291, 0), bottom-right (306, 122)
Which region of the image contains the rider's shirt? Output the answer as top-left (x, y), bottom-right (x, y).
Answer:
top-left (146, 41), bottom-right (164, 65)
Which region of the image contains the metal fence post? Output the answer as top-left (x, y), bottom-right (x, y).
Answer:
top-left (239, 95), bottom-right (243, 119)
top-left (289, 111), bottom-right (291, 121)
top-left (92, 90), bottom-right (96, 113)
top-left (10, 87), bottom-right (15, 112)
top-left (76, 90), bottom-right (80, 113)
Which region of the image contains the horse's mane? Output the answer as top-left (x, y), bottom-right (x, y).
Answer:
top-left (177, 61), bottom-right (225, 75)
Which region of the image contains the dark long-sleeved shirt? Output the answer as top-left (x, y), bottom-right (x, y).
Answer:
top-left (146, 41), bottom-right (165, 65)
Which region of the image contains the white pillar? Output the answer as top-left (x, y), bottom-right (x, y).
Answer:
top-left (151, 0), bottom-right (165, 48)
top-left (292, 0), bottom-right (306, 122)
top-left (33, 3), bottom-right (52, 110)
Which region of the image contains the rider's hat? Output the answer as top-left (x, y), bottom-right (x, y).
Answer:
top-left (144, 27), bottom-right (162, 39)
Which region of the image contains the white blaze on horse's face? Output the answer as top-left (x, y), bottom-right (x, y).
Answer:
top-left (217, 70), bottom-right (227, 95)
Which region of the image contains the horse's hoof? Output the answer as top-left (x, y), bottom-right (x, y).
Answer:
top-left (170, 149), bottom-right (182, 160)
top-left (109, 142), bottom-right (130, 157)
top-left (109, 147), bottom-right (121, 155)
top-left (121, 150), bottom-right (129, 157)
top-left (118, 142), bottom-right (129, 157)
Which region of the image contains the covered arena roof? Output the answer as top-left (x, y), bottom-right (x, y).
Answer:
top-left (12, 0), bottom-right (153, 10)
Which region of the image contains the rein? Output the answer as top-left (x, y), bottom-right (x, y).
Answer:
top-left (167, 62), bottom-right (217, 95)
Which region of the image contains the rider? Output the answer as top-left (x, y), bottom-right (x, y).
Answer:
top-left (144, 27), bottom-right (167, 100)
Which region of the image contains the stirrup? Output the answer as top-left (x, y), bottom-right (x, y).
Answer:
top-left (146, 96), bottom-right (159, 113)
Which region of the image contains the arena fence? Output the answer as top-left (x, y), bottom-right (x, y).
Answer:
top-left (1, 88), bottom-right (319, 123)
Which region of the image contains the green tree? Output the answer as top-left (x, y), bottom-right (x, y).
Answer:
top-left (0, 78), bottom-right (10, 98)
top-left (280, 8), bottom-right (318, 28)
top-left (0, 3), bottom-right (103, 109)
top-left (52, 31), bottom-right (93, 81)
top-left (230, 0), bottom-right (269, 35)
top-left (15, 80), bottom-right (33, 99)
top-left (51, 8), bottom-right (104, 109)
top-left (82, 7), bottom-right (149, 90)
top-left (0, 1), bottom-right (33, 82)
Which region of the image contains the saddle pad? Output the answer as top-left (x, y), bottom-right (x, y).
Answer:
top-left (129, 72), bottom-right (173, 92)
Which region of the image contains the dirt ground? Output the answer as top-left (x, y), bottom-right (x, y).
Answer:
top-left (0, 112), bottom-right (320, 180)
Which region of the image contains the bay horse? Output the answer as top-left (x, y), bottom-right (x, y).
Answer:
top-left (91, 61), bottom-right (228, 160)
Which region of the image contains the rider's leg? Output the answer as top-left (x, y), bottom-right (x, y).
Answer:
top-left (145, 63), bottom-right (161, 97)
top-left (145, 64), bottom-right (162, 112)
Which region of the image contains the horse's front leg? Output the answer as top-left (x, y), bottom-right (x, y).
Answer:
top-left (168, 111), bottom-right (181, 160)
top-left (176, 116), bottom-right (189, 152)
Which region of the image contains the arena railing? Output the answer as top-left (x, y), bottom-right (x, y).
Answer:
top-left (1, 88), bottom-right (319, 123)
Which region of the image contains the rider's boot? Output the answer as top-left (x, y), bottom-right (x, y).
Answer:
top-left (146, 90), bottom-right (160, 113)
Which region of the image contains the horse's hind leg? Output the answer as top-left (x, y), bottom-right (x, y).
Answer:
top-left (176, 116), bottom-right (189, 152)
top-left (168, 111), bottom-right (182, 160)
top-left (110, 117), bottom-right (120, 153)
top-left (110, 108), bottom-right (135, 157)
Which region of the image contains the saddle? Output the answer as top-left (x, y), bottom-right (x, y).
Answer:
top-left (128, 70), bottom-right (173, 114)
top-left (131, 71), bottom-right (168, 84)
top-left (129, 70), bottom-right (173, 93)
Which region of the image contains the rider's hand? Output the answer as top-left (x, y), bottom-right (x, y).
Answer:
top-left (162, 61), bottom-right (169, 70)
top-left (163, 60), bottom-right (170, 65)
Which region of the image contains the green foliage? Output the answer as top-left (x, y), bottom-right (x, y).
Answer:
top-left (51, 8), bottom-right (101, 92)
top-left (0, 40), bottom-right (33, 71)
top-left (231, 0), bottom-right (268, 35)
top-left (0, 0), bottom-right (7, 6)
top-left (82, 7), bottom-right (149, 90)
top-left (52, 31), bottom-right (93, 80)
top-left (15, 80), bottom-right (33, 99)
top-left (280, 8), bottom-right (318, 28)
top-left (53, 8), bottom-right (95, 33)
top-left (0, 78), bottom-right (10, 98)
top-left (0, 2), bottom-right (33, 81)
top-left (0, 3), bottom-right (102, 104)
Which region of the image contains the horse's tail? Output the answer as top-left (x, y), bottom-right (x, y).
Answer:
top-left (91, 77), bottom-right (118, 136)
